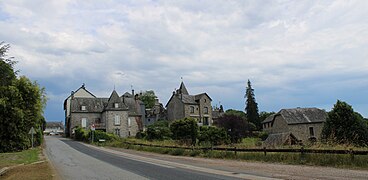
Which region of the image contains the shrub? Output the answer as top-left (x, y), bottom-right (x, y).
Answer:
top-left (146, 121), bottom-right (172, 140)
top-left (198, 126), bottom-right (229, 146)
top-left (74, 127), bottom-right (88, 141)
top-left (258, 131), bottom-right (269, 141)
top-left (170, 118), bottom-right (198, 145)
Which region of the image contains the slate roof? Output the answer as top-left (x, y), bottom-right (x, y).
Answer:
top-left (179, 82), bottom-right (189, 95)
top-left (70, 89), bottom-right (147, 115)
top-left (262, 108), bottom-right (327, 125)
top-left (263, 132), bottom-right (298, 146)
top-left (46, 122), bottom-right (64, 129)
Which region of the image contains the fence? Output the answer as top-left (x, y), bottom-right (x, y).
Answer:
top-left (123, 141), bottom-right (368, 157)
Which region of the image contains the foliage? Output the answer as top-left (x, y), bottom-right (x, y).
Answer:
top-left (217, 114), bottom-right (250, 143)
top-left (146, 120), bottom-right (172, 140)
top-left (0, 43), bottom-right (47, 152)
top-left (139, 90), bottom-right (157, 109)
top-left (258, 131), bottom-right (269, 141)
top-left (259, 111), bottom-right (275, 124)
top-left (245, 80), bottom-right (261, 130)
top-left (322, 100), bottom-right (368, 146)
top-left (198, 126), bottom-right (230, 146)
top-left (224, 109), bottom-right (246, 119)
top-left (170, 118), bottom-right (198, 145)
top-left (74, 127), bottom-right (89, 141)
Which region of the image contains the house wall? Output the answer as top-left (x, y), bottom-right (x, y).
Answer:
top-left (70, 112), bottom-right (102, 136)
top-left (288, 122), bottom-right (324, 143)
top-left (265, 115), bottom-right (289, 134)
top-left (129, 116), bottom-right (140, 137)
top-left (184, 104), bottom-right (200, 120)
top-left (104, 110), bottom-right (129, 137)
top-left (197, 95), bottom-right (212, 125)
top-left (167, 96), bottom-right (184, 121)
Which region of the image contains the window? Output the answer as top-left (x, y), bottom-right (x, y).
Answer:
top-left (204, 107), bottom-right (208, 114)
top-left (114, 115), bottom-right (120, 125)
top-left (190, 106), bottom-right (194, 113)
top-left (114, 103), bottom-right (119, 108)
top-left (81, 106), bottom-right (86, 111)
top-left (81, 118), bottom-right (87, 128)
top-left (128, 117), bottom-right (131, 127)
top-left (115, 128), bottom-right (120, 137)
top-left (309, 127), bottom-right (314, 137)
top-left (203, 117), bottom-right (209, 125)
top-left (204, 99), bottom-right (206, 103)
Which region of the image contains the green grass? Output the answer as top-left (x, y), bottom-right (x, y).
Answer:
top-left (0, 148), bottom-right (40, 168)
top-left (104, 137), bottom-right (368, 169)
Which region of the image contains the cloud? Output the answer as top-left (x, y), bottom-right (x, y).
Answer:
top-left (0, 0), bottom-right (367, 120)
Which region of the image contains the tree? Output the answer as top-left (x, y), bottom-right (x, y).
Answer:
top-left (259, 111), bottom-right (275, 125)
top-left (321, 100), bottom-right (368, 146)
top-left (170, 118), bottom-right (198, 145)
top-left (0, 42), bottom-right (47, 152)
top-left (140, 90), bottom-right (156, 109)
top-left (217, 114), bottom-right (250, 143)
top-left (225, 109), bottom-right (246, 120)
top-left (245, 80), bottom-right (261, 130)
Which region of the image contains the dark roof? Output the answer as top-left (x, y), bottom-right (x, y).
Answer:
top-left (46, 122), bottom-right (64, 128)
top-left (262, 108), bottom-right (327, 125)
top-left (71, 98), bottom-right (108, 112)
top-left (195, 93), bottom-right (212, 101)
top-left (179, 82), bottom-right (189, 95)
top-left (263, 132), bottom-right (298, 146)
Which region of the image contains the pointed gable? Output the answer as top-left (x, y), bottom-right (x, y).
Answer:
top-left (178, 82), bottom-right (189, 95)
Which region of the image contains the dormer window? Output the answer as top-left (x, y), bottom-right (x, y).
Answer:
top-left (81, 105), bottom-right (86, 111)
top-left (114, 103), bottom-right (119, 108)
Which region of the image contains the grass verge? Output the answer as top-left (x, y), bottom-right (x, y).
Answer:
top-left (0, 147), bottom-right (54, 180)
top-left (106, 139), bottom-right (368, 170)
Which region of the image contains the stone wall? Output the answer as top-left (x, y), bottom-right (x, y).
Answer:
top-left (70, 112), bottom-right (101, 136)
top-left (167, 96), bottom-right (184, 121)
top-left (104, 110), bottom-right (129, 137)
top-left (197, 95), bottom-right (212, 125)
top-left (289, 123), bottom-right (324, 143)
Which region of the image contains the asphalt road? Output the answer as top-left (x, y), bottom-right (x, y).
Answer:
top-left (45, 136), bottom-right (273, 180)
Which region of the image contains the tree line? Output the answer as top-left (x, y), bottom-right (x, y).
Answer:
top-left (0, 42), bottom-right (47, 152)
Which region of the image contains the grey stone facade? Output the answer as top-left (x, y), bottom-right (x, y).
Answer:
top-left (64, 85), bottom-right (145, 138)
top-left (262, 108), bottom-right (327, 144)
top-left (166, 82), bottom-right (213, 126)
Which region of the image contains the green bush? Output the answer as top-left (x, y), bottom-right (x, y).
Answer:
top-left (170, 118), bottom-right (198, 146)
top-left (258, 131), bottom-right (269, 141)
top-left (74, 127), bottom-right (88, 141)
top-left (146, 121), bottom-right (172, 140)
top-left (198, 126), bottom-right (230, 146)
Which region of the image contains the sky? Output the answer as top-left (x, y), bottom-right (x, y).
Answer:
top-left (0, 0), bottom-right (367, 121)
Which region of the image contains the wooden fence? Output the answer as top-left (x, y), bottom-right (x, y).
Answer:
top-left (123, 141), bottom-right (368, 156)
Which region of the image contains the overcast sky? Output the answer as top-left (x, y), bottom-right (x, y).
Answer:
top-left (1, 0), bottom-right (367, 121)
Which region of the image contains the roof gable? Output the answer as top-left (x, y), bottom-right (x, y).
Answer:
top-left (178, 82), bottom-right (189, 95)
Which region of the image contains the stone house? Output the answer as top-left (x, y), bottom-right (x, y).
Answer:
top-left (166, 82), bottom-right (213, 126)
top-left (64, 84), bottom-right (144, 138)
top-left (262, 108), bottom-right (327, 145)
top-left (145, 98), bottom-right (167, 127)
top-left (44, 121), bottom-right (64, 135)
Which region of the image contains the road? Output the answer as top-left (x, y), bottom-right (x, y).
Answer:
top-left (45, 136), bottom-right (368, 180)
top-left (44, 136), bottom-right (273, 180)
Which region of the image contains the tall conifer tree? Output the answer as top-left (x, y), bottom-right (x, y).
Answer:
top-left (245, 80), bottom-right (261, 130)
